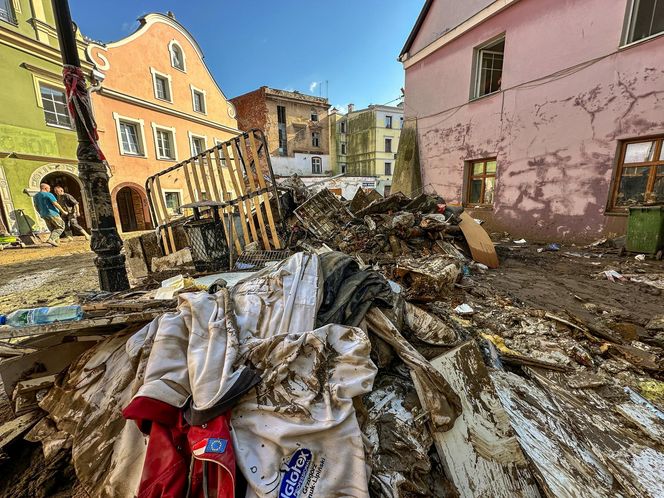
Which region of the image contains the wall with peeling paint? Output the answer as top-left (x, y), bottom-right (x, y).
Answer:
top-left (404, 0), bottom-right (664, 241)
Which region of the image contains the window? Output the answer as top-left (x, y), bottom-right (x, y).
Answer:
top-left (154, 75), bottom-right (171, 101)
top-left (384, 162), bottom-right (392, 175)
top-left (340, 163), bottom-right (347, 174)
top-left (341, 143), bottom-right (347, 155)
top-left (385, 115), bottom-right (393, 129)
top-left (191, 135), bottom-right (206, 156)
top-left (1, 0), bottom-right (15, 23)
top-left (170, 43), bottom-right (185, 71)
top-left (40, 84), bottom-right (72, 129)
top-left (340, 121), bottom-right (347, 133)
top-left (155, 129), bottom-right (175, 160)
top-left (384, 138), bottom-right (392, 153)
top-left (612, 137), bottom-right (664, 207)
top-left (466, 159), bottom-right (497, 205)
top-left (400, 117), bottom-right (404, 129)
top-left (312, 156), bottom-right (322, 174)
top-left (310, 111), bottom-right (318, 122)
top-left (119, 122), bottom-right (142, 155)
top-left (473, 37), bottom-right (504, 99)
top-left (624, 0), bottom-right (664, 44)
top-left (277, 105), bottom-right (287, 155)
top-left (164, 191), bottom-right (182, 215)
top-left (192, 88), bottom-right (206, 114)
top-left (312, 132), bottom-right (320, 147)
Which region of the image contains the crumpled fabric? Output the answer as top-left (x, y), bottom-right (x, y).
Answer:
top-left (231, 323), bottom-right (377, 498)
top-left (38, 327), bottom-right (155, 498)
top-left (317, 251), bottom-right (393, 327)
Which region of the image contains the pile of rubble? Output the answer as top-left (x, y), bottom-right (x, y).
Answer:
top-left (0, 185), bottom-right (662, 497)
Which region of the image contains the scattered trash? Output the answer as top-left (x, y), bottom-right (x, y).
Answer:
top-left (513, 238), bottom-right (527, 244)
top-left (604, 269), bottom-right (627, 282)
top-left (635, 254), bottom-right (646, 261)
top-left (454, 303), bottom-right (474, 315)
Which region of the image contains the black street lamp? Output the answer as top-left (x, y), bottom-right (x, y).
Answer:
top-left (51, 0), bottom-right (129, 291)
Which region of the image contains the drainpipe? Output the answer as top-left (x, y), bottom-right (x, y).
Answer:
top-left (51, 0), bottom-right (129, 291)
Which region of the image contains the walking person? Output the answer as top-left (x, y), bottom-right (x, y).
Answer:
top-left (33, 183), bottom-right (67, 247)
top-left (54, 186), bottom-right (90, 240)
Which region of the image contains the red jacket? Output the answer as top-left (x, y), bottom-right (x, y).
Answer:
top-left (123, 397), bottom-right (235, 498)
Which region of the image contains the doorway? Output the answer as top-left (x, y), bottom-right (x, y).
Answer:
top-left (116, 186), bottom-right (151, 232)
top-left (41, 171), bottom-right (89, 230)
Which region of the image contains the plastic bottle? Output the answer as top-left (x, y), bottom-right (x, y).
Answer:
top-left (0, 305), bottom-right (83, 328)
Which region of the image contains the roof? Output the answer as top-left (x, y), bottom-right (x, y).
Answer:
top-left (399, 0), bottom-right (433, 59)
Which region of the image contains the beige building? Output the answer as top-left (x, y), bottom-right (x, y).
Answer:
top-left (231, 87), bottom-right (331, 176)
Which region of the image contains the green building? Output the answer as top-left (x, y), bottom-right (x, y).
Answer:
top-left (0, 0), bottom-right (91, 235)
top-left (330, 103), bottom-right (404, 189)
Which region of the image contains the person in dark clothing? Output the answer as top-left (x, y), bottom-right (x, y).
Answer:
top-left (54, 186), bottom-right (90, 240)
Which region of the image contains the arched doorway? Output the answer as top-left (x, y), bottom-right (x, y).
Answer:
top-left (115, 185), bottom-right (152, 232)
top-left (41, 171), bottom-right (89, 230)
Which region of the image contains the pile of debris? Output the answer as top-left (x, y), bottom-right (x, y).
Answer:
top-left (0, 185), bottom-right (662, 498)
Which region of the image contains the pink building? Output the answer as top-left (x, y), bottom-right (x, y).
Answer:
top-left (400, 0), bottom-right (664, 241)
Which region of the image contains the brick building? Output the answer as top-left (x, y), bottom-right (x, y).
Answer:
top-left (231, 87), bottom-right (331, 176)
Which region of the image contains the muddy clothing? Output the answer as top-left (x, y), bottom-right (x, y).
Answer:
top-left (57, 192), bottom-right (78, 213)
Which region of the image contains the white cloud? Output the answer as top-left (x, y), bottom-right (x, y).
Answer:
top-left (309, 81), bottom-right (318, 93)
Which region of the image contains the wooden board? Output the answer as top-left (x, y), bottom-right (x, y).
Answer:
top-left (492, 370), bottom-right (619, 498)
top-left (458, 211), bottom-right (499, 268)
top-left (418, 342), bottom-right (540, 498)
top-left (0, 411), bottom-right (43, 451)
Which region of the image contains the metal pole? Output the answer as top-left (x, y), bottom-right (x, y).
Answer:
top-left (52, 0), bottom-right (129, 291)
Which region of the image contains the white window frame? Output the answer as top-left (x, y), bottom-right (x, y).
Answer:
top-left (621, 0), bottom-right (664, 46)
top-left (471, 34), bottom-right (505, 100)
top-left (168, 40), bottom-right (186, 72)
top-left (312, 156), bottom-right (322, 174)
top-left (151, 123), bottom-right (178, 161)
top-left (163, 188), bottom-right (184, 216)
top-left (38, 82), bottom-right (73, 130)
top-left (112, 112), bottom-right (147, 157)
top-left (188, 131), bottom-right (208, 156)
top-left (150, 67), bottom-right (173, 103)
top-left (190, 85), bottom-right (207, 115)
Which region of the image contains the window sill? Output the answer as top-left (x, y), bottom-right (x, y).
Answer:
top-left (464, 204), bottom-right (494, 211)
top-left (46, 122), bottom-right (74, 131)
top-left (157, 156), bottom-right (177, 162)
top-left (171, 66), bottom-right (186, 73)
top-left (469, 90), bottom-right (502, 103)
top-left (619, 31), bottom-right (664, 51)
top-left (193, 110), bottom-right (207, 116)
top-left (120, 151), bottom-right (147, 158)
top-left (155, 96), bottom-right (173, 104)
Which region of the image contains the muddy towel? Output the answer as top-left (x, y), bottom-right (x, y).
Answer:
top-left (317, 251), bottom-right (393, 327)
top-left (231, 323), bottom-right (377, 498)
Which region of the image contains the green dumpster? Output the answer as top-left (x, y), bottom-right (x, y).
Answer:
top-left (626, 206), bottom-right (664, 254)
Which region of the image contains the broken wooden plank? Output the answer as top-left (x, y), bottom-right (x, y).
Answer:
top-left (0, 342), bottom-right (37, 358)
top-left (0, 410), bottom-right (44, 452)
top-left (527, 367), bottom-right (664, 498)
top-left (416, 341), bottom-right (540, 498)
top-left (615, 387), bottom-right (664, 446)
top-left (492, 370), bottom-right (620, 498)
top-left (402, 302), bottom-right (458, 346)
top-left (12, 374), bottom-right (57, 400)
top-left (0, 310), bottom-right (163, 341)
top-left (458, 211), bottom-right (499, 268)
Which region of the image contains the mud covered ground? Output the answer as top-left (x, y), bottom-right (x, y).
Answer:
top-left (0, 239), bottom-right (97, 314)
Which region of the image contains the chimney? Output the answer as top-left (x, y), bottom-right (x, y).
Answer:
top-left (347, 103), bottom-right (354, 113)
top-left (167, 11), bottom-right (176, 19)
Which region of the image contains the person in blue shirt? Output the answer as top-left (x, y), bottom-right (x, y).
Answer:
top-left (33, 183), bottom-right (67, 247)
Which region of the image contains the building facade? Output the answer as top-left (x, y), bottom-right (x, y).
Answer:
top-left (332, 104), bottom-right (403, 193)
top-left (87, 13), bottom-right (240, 232)
top-left (400, 0), bottom-right (664, 241)
top-left (231, 87), bottom-right (331, 177)
top-left (0, 0), bottom-right (93, 235)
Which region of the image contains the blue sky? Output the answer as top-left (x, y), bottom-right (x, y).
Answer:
top-left (69, 0), bottom-right (421, 112)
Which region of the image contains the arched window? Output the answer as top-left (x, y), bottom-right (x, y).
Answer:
top-left (170, 42), bottom-right (185, 71)
top-left (312, 156), bottom-right (322, 174)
